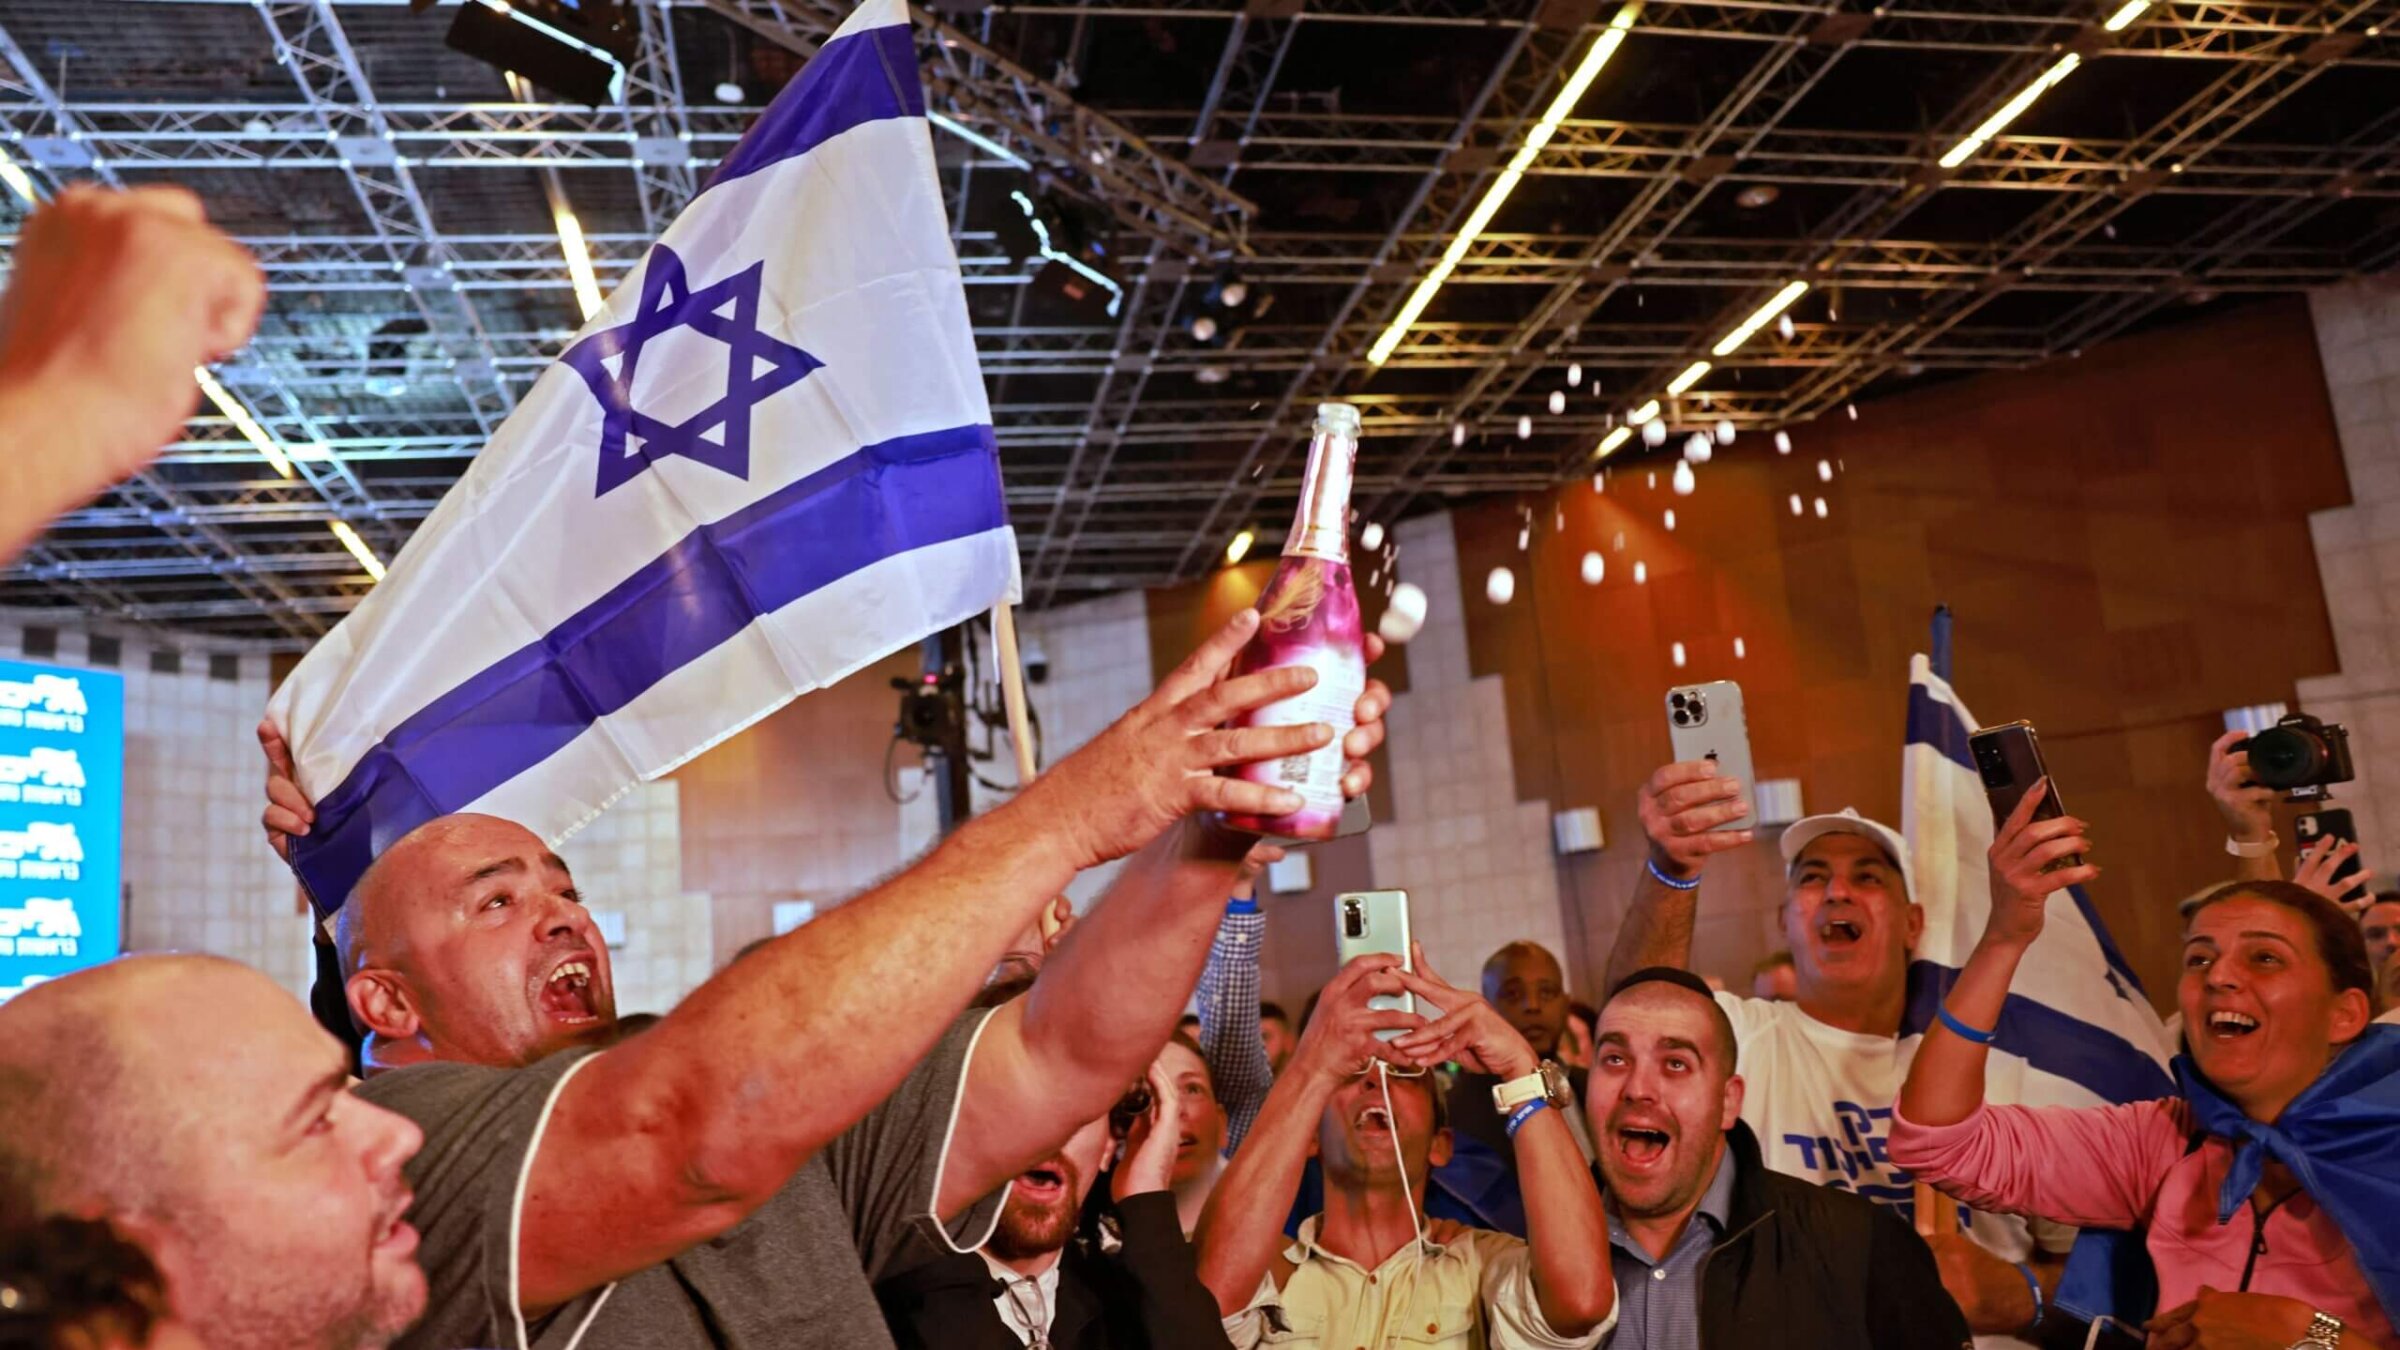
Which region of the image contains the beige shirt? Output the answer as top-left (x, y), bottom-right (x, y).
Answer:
top-left (1223, 1216), bottom-right (1613, 1350)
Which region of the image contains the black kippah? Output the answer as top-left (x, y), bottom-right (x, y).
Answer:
top-left (1608, 965), bottom-right (1716, 1004)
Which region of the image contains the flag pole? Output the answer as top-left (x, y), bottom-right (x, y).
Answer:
top-left (991, 600), bottom-right (1040, 783)
top-left (991, 599), bottom-right (1068, 950)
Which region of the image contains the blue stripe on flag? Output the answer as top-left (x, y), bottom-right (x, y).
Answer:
top-left (707, 21), bottom-right (923, 194)
top-left (2066, 881), bottom-right (2151, 1000)
top-left (292, 425), bottom-right (1005, 909)
top-left (1903, 959), bottom-right (2174, 1104)
top-left (1904, 682), bottom-right (1976, 772)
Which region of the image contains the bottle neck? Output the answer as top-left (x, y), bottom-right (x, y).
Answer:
top-left (1283, 423), bottom-right (1358, 562)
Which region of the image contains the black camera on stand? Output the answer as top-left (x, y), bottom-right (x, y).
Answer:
top-left (2234, 712), bottom-right (2355, 802)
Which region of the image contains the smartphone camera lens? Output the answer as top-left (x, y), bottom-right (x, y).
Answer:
top-left (1672, 709), bottom-right (1690, 726)
top-left (1670, 692), bottom-right (1687, 708)
top-left (1342, 900), bottom-right (1363, 939)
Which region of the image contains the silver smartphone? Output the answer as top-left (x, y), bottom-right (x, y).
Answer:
top-left (1334, 889), bottom-right (1416, 1040)
top-left (1665, 681), bottom-right (1757, 833)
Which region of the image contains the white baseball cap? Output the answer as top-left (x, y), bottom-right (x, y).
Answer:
top-left (1778, 807), bottom-right (1915, 902)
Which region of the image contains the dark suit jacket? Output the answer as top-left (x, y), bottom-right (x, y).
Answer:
top-left (875, 1191), bottom-right (1230, 1350)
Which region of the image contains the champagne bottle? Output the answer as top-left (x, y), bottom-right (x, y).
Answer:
top-left (1223, 402), bottom-right (1366, 840)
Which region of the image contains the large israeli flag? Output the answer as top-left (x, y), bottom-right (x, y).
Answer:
top-left (268, 0), bottom-right (1016, 913)
top-left (1898, 654), bottom-right (2174, 1106)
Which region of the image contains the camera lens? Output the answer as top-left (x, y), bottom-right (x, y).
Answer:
top-left (2245, 726), bottom-right (2327, 789)
top-left (1670, 692), bottom-right (1687, 708)
top-left (1343, 900), bottom-right (1363, 939)
top-left (1672, 710), bottom-right (1689, 725)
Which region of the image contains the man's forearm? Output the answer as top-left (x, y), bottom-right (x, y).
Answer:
top-left (571, 794), bottom-right (1079, 1200)
top-left (1194, 1067), bottom-right (1330, 1314)
top-left (1017, 822), bottom-right (1250, 1134)
top-left (1514, 1106), bottom-right (1613, 1334)
top-left (1603, 869), bottom-right (1699, 991)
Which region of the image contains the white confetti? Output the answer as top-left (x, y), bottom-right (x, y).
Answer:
top-left (1517, 415), bottom-right (1533, 440)
top-left (1817, 458), bottom-right (1833, 482)
top-left (1734, 636), bottom-right (1747, 659)
top-left (1846, 402), bottom-right (1858, 420)
top-left (1642, 419), bottom-right (1668, 447)
top-left (1380, 581), bottom-right (1428, 643)
top-left (1453, 421), bottom-right (1467, 447)
top-left (1634, 561), bottom-right (1648, 584)
top-left (1613, 531), bottom-right (1626, 552)
top-left (1777, 313), bottom-right (1795, 341)
top-left (1580, 551), bottom-right (1604, 584)
top-left (1592, 472), bottom-right (1606, 494)
top-left (1360, 521), bottom-right (1385, 551)
top-left (1714, 419), bottom-right (1736, 445)
top-left (1517, 525), bottom-right (1531, 551)
top-left (1684, 434), bottom-right (1713, 465)
top-left (1554, 506), bottom-right (1565, 531)
top-left (1647, 472), bottom-right (1657, 489)
top-left (1813, 496), bottom-right (1828, 519)
top-left (1485, 566), bottom-right (1516, 605)
top-left (1671, 641), bottom-right (1687, 668)
top-left (1567, 362), bottom-right (1583, 387)
top-left (1664, 509), bottom-right (1677, 531)
top-left (1774, 430), bottom-right (1792, 455)
top-left (1789, 494), bottom-right (1803, 516)
top-left (1549, 390), bottom-right (1566, 415)
top-left (1671, 460), bottom-right (1696, 496)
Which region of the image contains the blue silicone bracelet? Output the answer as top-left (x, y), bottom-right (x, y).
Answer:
top-left (1504, 1100), bottom-right (1549, 1139)
top-left (1938, 1005), bottom-right (1998, 1045)
top-left (1645, 858), bottom-right (1702, 891)
top-left (2015, 1261), bottom-right (2045, 1330)
top-left (1226, 895), bottom-right (1260, 915)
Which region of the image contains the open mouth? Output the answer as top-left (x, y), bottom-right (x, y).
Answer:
top-left (1012, 1164), bottom-right (1068, 1205)
top-left (2207, 1009), bottom-right (2261, 1039)
top-left (1175, 1131), bottom-right (1200, 1155)
top-left (1818, 917), bottom-right (1863, 948)
top-left (375, 1193), bottom-right (419, 1256)
top-left (539, 957), bottom-right (600, 1024)
top-left (1355, 1104), bottom-right (1394, 1142)
top-left (1615, 1126), bottom-right (1672, 1167)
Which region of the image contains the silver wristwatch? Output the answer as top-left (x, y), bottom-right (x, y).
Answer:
top-left (2289, 1310), bottom-right (2343, 1350)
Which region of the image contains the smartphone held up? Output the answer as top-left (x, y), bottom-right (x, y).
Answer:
top-left (1969, 720), bottom-right (2081, 872)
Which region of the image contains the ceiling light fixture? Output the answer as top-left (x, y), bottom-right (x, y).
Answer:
top-left (1709, 280), bottom-right (1809, 357)
top-left (1596, 425), bottom-right (1632, 458)
top-left (1365, 1), bottom-right (1642, 366)
top-left (1938, 53), bottom-right (2081, 170)
top-left (0, 146), bottom-right (35, 206)
top-left (1665, 360), bottom-right (1711, 396)
top-left (1225, 528), bottom-right (1256, 565)
top-left (329, 520), bottom-right (388, 582)
top-left (1628, 399), bottom-right (1661, 425)
top-left (2102, 0), bottom-right (2152, 32)
top-left (551, 198), bottom-right (605, 322)
top-left (193, 368), bottom-right (295, 479)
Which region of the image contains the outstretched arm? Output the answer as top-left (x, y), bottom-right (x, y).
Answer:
top-left (1197, 845), bottom-right (1282, 1153)
top-left (2207, 731), bottom-right (2282, 884)
top-left (1391, 946), bottom-right (1613, 1336)
top-left (1193, 955), bottom-right (1417, 1316)
top-left (1899, 779), bottom-right (2096, 1130)
top-left (1603, 761), bottom-right (1753, 991)
top-left (938, 642), bottom-right (1389, 1218)
top-left (0, 185), bottom-right (264, 565)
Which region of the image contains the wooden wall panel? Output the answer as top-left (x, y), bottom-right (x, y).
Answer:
top-left (1449, 298), bottom-right (2350, 1007)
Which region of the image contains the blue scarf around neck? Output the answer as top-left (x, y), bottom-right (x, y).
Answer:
top-left (2173, 1022), bottom-right (2400, 1329)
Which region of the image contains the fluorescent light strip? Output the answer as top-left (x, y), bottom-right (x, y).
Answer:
top-left (1709, 280), bottom-right (1809, 357)
top-left (552, 201), bottom-right (604, 321)
top-left (193, 367), bottom-right (295, 479)
top-left (1665, 360), bottom-right (1710, 396)
top-left (1628, 399), bottom-right (1661, 425)
top-left (2103, 0), bottom-right (2151, 32)
top-left (1595, 425), bottom-right (1632, 458)
top-left (928, 111), bottom-right (1028, 168)
top-left (1367, 2), bottom-right (1641, 366)
top-left (328, 520), bottom-right (388, 582)
top-left (1938, 52), bottom-right (2081, 170)
top-left (0, 146), bottom-right (35, 207)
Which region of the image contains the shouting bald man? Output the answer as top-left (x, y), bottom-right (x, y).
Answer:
top-left (262, 612), bottom-right (1389, 1350)
top-left (0, 955), bottom-right (426, 1350)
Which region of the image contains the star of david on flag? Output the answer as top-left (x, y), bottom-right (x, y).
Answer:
top-left (268, 0), bottom-right (1018, 915)
top-left (563, 247), bottom-right (824, 497)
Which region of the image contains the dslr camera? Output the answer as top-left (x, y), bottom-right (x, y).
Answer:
top-left (2235, 712), bottom-right (2354, 802)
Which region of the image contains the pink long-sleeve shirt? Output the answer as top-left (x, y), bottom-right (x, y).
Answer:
top-left (1889, 1098), bottom-right (2395, 1347)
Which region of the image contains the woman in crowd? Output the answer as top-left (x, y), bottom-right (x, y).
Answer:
top-left (1892, 783), bottom-right (2399, 1350)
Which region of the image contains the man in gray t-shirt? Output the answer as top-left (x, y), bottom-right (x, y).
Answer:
top-left (262, 612), bottom-right (1393, 1350)
top-left (361, 1014), bottom-right (999, 1350)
